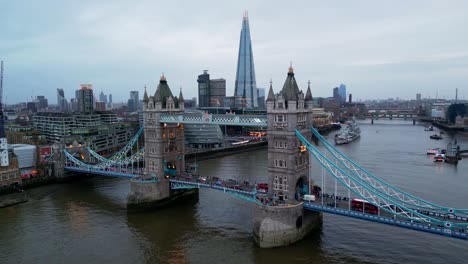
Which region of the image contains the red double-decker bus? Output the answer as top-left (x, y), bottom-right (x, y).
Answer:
top-left (351, 198), bottom-right (379, 215)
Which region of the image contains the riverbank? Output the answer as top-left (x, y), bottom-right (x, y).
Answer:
top-left (419, 118), bottom-right (467, 132)
top-left (185, 141), bottom-right (267, 162)
top-left (0, 173), bottom-right (86, 208)
top-left (0, 191), bottom-right (28, 208)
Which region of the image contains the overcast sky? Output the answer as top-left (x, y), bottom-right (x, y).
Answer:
top-left (1, 0), bottom-right (467, 105)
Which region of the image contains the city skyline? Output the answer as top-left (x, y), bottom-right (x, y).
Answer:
top-left (1, 1), bottom-right (468, 104)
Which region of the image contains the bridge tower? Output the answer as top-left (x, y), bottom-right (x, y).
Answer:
top-left (253, 65), bottom-right (322, 248)
top-left (128, 74), bottom-right (188, 208)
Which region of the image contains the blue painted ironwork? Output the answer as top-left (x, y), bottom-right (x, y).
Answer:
top-left (169, 179), bottom-right (258, 203)
top-left (295, 129), bottom-right (468, 229)
top-left (87, 127), bottom-right (144, 164)
top-left (309, 127), bottom-right (468, 215)
top-left (303, 202), bottom-right (468, 240)
top-left (64, 166), bottom-right (136, 178)
top-left (42, 153), bottom-right (55, 164)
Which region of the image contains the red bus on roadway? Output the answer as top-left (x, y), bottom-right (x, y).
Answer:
top-left (351, 198), bottom-right (379, 215)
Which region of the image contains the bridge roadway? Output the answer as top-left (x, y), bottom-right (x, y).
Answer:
top-left (170, 176), bottom-right (468, 240)
top-left (169, 175), bottom-right (263, 203)
top-left (307, 195), bottom-right (468, 240)
top-left (64, 166), bottom-right (468, 240)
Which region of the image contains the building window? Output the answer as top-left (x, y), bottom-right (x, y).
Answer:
top-left (274, 115), bottom-right (286, 123)
top-left (274, 159), bottom-right (287, 168)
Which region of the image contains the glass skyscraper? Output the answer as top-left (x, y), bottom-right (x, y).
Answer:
top-left (234, 11), bottom-right (258, 108)
top-left (339, 84), bottom-right (346, 103)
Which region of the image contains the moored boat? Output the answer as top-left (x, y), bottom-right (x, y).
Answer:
top-left (424, 126), bottom-right (434, 131)
top-left (430, 134), bottom-right (443, 140)
top-left (335, 121), bottom-right (361, 145)
top-left (427, 148), bottom-right (441, 155)
top-left (434, 153), bottom-right (445, 162)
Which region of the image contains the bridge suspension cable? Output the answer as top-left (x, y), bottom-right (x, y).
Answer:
top-left (86, 127), bottom-right (144, 163)
top-left (309, 127), bottom-right (468, 216)
top-left (295, 130), bottom-right (464, 229)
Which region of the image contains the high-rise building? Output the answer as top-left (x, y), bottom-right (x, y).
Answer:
top-left (70, 98), bottom-right (79, 112)
top-left (198, 70), bottom-right (210, 108)
top-left (36, 95), bottom-right (48, 109)
top-left (234, 11), bottom-right (258, 108)
top-left (108, 94), bottom-right (113, 107)
top-left (333, 87), bottom-right (340, 102)
top-left (197, 70), bottom-right (226, 108)
top-left (416, 93), bottom-right (421, 102)
top-left (77, 84), bottom-right (94, 113)
top-left (99, 91), bottom-right (108, 104)
top-left (338, 84), bottom-right (346, 103)
top-left (209, 78), bottom-right (225, 108)
top-left (128, 91), bottom-right (139, 112)
top-left (257, 87), bottom-right (265, 109)
top-left (57, 88), bottom-right (67, 111)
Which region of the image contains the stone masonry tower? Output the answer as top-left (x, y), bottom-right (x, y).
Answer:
top-left (127, 74), bottom-right (186, 209)
top-left (142, 75), bottom-right (185, 178)
top-left (266, 65), bottom-right (314, 202)
top-left (253, 65), bottom-right (321, 248)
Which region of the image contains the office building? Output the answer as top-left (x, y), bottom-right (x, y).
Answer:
top-left (257, 87), bottom-right (265, 109)
top-left (33, 112), bottom-right (117, 142)
top-left (209, 78), bottom-right (225, 108)
top-left (128, 91), bottom-right (139, 112)
top-left (197, 70), bottom-right (226, 108)
top-left (64, 123), bottom-right (137, 154)
top-left (333, 87), bottom-right (340, 102)
top-left (57, 88), bottom-right (67, 111)
top-left (36, 96), bottom-right (48, 110)
top-left (99, 91), bottom-right (108, 104)
top-left (234, 11), bottom-right (258, 108)
top-left (339, 84), bottom-right (346, 103)
top-left (77, 84), bottom-right (94, 113)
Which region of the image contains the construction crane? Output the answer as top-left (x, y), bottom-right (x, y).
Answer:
top-left (0, 61), bottom-right (4, 138)
top-left (0, 60), bottom-right (9, 167)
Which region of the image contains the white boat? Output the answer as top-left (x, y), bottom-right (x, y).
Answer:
top-left (425, 126), bottom-right (434, 131)
top-left (427, 148), bottom-right (440, 155)
top-left (434, 153), bottom-right (446, 162)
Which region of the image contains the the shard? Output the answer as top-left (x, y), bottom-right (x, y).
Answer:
top-left (234, 11), bottom-right (258, 108)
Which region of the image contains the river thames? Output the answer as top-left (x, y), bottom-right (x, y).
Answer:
top-left (1, 120), bottom-right (467, 263)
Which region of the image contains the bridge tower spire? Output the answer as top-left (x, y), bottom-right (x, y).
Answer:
top-left (253, 65), bottom-right (321, 248)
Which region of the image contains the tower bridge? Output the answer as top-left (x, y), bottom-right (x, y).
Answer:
top-left (53, 68), bottom-right (468, 248)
